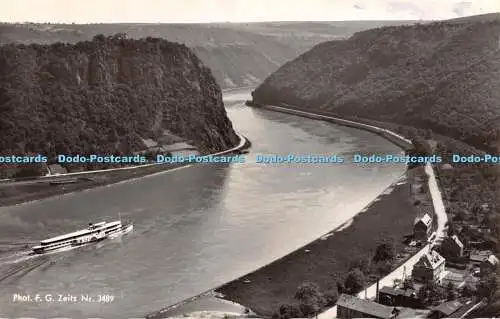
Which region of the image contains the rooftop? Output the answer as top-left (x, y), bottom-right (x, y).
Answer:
top-left (442, 270), bottom-right (465, 282)
top-left (485, 254), bottom-right (499, 266)
top-left (449, 300), bottom-right (478, 318)
top-left (379, 286), bottom-right (416, 298)
top-left (337, 294), bottom-right (394, 319)
top-left (48, 163), bottom-right (67, 174)
top-left (470, 250), bottom-right (493, 262)
top-left (414, 213), bottom-right (432, 227)
top-left (395, 307), bottom-right (430, 318)
top-left (415, 250), bottom-right (445, 269)
top-left (446, 235), bottom-right (464, 248)
top-left (431, 300), bottom-right (463, 316)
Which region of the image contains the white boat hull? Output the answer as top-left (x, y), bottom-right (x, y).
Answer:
top-left (108, 223), bottom-right (134, 239)
top-left (32, 222), bottom-right (133, 255)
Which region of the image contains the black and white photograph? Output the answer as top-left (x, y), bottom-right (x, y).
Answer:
top-left (0, 1), bottom-right (499, 318)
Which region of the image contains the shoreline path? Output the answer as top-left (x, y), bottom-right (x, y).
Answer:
top-left (318, 163), bottom-right (448, 319)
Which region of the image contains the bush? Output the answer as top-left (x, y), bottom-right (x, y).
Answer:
top-left (478, 272), bottom-right (498, 300)
top-left (12, 164), bottom-right (47, 178)
top-left (294, 282), bottom-right (325, 317)
top-left (417, 282), bottom-right (446, 306)
top-left (344, 269), bottom-right (366, 294)
top-left (348, 258), bottom-right (371, 273)
top-left (324, 288), bottom-right (339, 306)
top-left (373, 241), bottom-right (396, 263)
top-left (275, 304), bottom-right (301, 319)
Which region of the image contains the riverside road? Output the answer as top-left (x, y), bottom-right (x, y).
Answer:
top-left (0, 89), bottom-right (406, 318)
top-left (243, 102), bottom-right (448, 319)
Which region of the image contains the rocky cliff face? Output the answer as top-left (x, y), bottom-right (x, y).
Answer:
top-left (252, 14), bottom-right (500, 151)
top-left (0, 35), bottom-right (239, 158)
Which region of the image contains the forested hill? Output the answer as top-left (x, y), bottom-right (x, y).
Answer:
top-left (251, 13), bottom-right (500, 151)
top-left (0, 21), bottom-right (415, 89)
top-left (0, 35), bottom-right (239, 159)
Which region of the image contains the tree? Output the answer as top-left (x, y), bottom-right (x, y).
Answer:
top-left (337, 281), bottom-right (345, 294)
top-left (446, 282), bottom-right (457, 301)
top-left (144, 149), bottom-right (157, 161)
top-left (344, 269), bottom-right (366, 295)
top-left (348, 258), bottom-right (371, 273)
top-left (410, 136), bottom-right (433, 157)
top-left (460, 284), bottom-right (474, 297)
top-left (12, 160), bottom-right (48, 178)
top-left (373, 241), bottom-right (396, 263)
top-left (478, 272), bottom-right (498, 300)
top-left (324, 287), bottom-right (339, 306)
top-left (417, 282), bottom-right (446, 306)
top-left (402, 278), bottom-right (415, 290)
top-left (275, 304), bottom-right (301, 319)
top-left (92, 34), bottom-right (105, 42)
top-left (112, 32), bottom-right (127, 41)
top-left (447, 221), bottom-right (456, 236)
top-left (477, 268), bottom-right (500, 317)
top-left (294, 282), bottom-right (325, 318)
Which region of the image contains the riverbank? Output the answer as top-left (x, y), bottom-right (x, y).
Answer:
top-left (146, 291), bottom-right (257, 319)
top-left (215, 166), bottom-right (429, 316)
top-left (213, 103), bottom-right (439, 317)
top-left (0, 135), bottom-right (250, 207)
top-left (145, 103), bottom-right (428, 318)
top-left (246, 103), bottom-right (413, 152)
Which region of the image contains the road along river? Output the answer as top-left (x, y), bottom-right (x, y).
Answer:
top-left (0, 89), bottom-right (405, 318)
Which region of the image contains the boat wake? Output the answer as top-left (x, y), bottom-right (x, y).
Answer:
top-left (0, 231), bottom-right (132, 283)
top-left (0, 253), bottom-right (49, 282)
top-left (0, 249), bottom-right (35, 265)
top-left (0, 217), bottom-right (134, 283)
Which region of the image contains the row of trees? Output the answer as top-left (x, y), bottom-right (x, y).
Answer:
top-left (272, 241), bottom-right (396, 318)
top-left (286, 261), bottom-right (498, 314)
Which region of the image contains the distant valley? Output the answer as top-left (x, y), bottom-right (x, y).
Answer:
top-left (0, 21), bottom-right (415, 89)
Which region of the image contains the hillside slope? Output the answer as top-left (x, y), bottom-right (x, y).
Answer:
top-left (0, 35), bottom-right (238, 161)
top-left (0, 22), bottom-right (414, 89)
top-left (252, 14), bottom-right (500, 151)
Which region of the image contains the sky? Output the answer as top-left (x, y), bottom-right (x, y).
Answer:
top-left (1, 0), bottom-right (499, 23)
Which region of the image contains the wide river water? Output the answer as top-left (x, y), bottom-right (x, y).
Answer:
top-left (0, 89), bottom-right (405, 318)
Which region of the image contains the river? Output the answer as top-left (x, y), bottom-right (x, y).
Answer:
top-left (0, 88), bottom-right (405, 318)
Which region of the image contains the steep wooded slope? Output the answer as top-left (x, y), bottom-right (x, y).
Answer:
top-left (252, 14), bottom-right (500, 150)
top-left (0, 35), bottom-right (238, 159)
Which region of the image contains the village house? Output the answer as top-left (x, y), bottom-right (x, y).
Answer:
top-left (469, 250), bottom-right (492, 264)
top-left (469, 250), bottom-right (499, 275)
top-left (428, 300), bottom-right (463, 319)
top-left (47, 164), bottom-right (67, 175)
top-left (412, 249), bottom-right (446, 283)
top-left (378, 286), bottom-right (419, 308)
top-left (442, 270), bottom-right (466, 288)
top-left (427, 299), bottom-right (478, 319)
top-left (336, 294), bottom-right (429, 319)
top-left (439, 235), bottom-right (464, 260)
top-left (414, 213), bottom-right (432, 241)
top-left (479, 254), bottom-right (499, 274)
top-left (336, 293), bottom-right (399, 319)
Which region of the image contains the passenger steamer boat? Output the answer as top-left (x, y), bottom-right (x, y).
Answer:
top-left (32, 217), bottom-right (133, 254)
